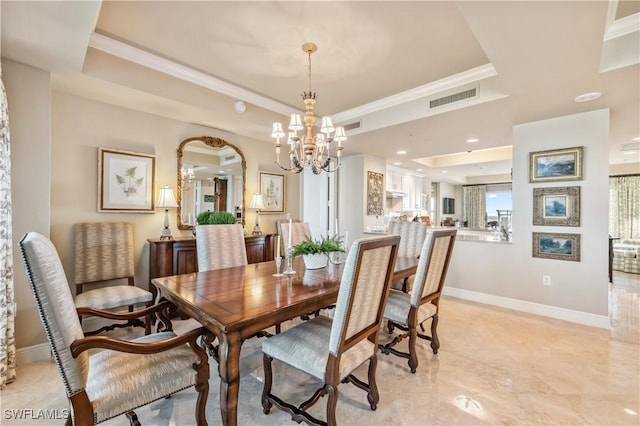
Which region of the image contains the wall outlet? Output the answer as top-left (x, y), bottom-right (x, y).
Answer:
top-left (543, 275), bottom-right (551, 286)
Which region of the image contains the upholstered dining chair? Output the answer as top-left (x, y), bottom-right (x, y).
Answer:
top-left (279, 221), bottom-right (312, 251)
top-left (379, 229), bottom-right (457, 373)
top-left (20, 232), bottom-right (213, 426)
top-left (388, 221), bottom-right (428, 292)
top-left (74, 222), bottom-right (153, 335)
top-left (261, 235), bottom-right (400, 426)
top-left (195, 223), bottom-right (247, 271)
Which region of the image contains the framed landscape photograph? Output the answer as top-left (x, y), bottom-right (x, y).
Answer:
top-left (98, 148), bottom-right (155, 212)
top-left (532, 232), bottom-right (581, 262)
top-left (259, 171), bottom-right (285, 213)
top-left (533, 186), bottom-right (580, 226)
top-left (529, 146), bottom-right (583, 183)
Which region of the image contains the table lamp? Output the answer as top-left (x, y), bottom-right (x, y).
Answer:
top-left (156, 185), bottom-right (178, 240)
top-left (250, 193), bottom-right (265, 236)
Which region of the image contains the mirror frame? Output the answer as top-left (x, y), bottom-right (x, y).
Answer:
top-left (177, 136), bottom-right (246, 230)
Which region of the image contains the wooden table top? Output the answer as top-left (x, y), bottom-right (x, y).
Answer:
top-left (152, 255), bottom-right (419, 336)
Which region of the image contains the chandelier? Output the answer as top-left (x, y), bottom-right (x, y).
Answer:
top-left (180, 166), bottom-right (194, 191)
top-left (271, 43), bottom-right (346, 174)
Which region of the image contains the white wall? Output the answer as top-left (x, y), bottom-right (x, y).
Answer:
top-left (4, 59), bottom-right (51, 348)
top-left (446, 109), bottom-right (609, 319)
top-left (338, 154), bottom-right (386, 243)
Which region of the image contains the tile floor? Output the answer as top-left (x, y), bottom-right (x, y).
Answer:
top-left (1, 271), bottom-right (638, 425)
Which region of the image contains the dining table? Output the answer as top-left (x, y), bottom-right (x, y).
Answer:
top-left (152, 255), bottom-right (419, 426)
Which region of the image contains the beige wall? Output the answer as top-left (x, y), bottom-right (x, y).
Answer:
top-left (8, 69), bottom-right (300, 349)
top-left (4, 59), bottom-right (51, 349)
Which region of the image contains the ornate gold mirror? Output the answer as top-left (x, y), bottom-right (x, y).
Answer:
top-left (177, 136), bottom-right (246, 230)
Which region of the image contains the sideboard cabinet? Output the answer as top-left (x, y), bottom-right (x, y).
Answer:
top-left (148, 234), bottom-right (275, 297)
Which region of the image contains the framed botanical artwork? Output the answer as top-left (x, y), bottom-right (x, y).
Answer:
top-left (98, 148), bottom-right (156, 212)
top-left (532, 232), bottom-right (581, 262)
top-left (367, 171), bottom-right (384, 216)
top-left (533, 186), bottom-right (580, 226)
top-left (259, 171), bottom-right (285, 213)
top-left (529, 146), bottom-right (583, 183)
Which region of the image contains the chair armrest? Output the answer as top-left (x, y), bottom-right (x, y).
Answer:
top-left (76, 300), bottom-right (173, 320)
top-left (70, 326), bottom-right (215, 358)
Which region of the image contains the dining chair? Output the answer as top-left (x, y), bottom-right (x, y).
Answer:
top-left (279, 221), bottom-right (312, 250)
top-left (261, 235), bottom-right (400, 426)
top-left (388, 221), bottom-right (428, 292)
top-left (379, 229), bottom-right (457, 373)
top-left (74, 222), bottom-right (153, 335)
top-left (20, 232), bottom-right (213, 426)
top-left (195, 223), bottom-right (248, 271)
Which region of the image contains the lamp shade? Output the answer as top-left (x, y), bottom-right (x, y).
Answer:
top-left (249, 193), bottom-right (265, 210)
top-left (156, 185), bottom-right (178, 208)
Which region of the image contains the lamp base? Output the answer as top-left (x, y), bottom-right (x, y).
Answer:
top-left (160, 227), bottom-right (173, 240)
top-left (252, 225), bottom-right (262, 236)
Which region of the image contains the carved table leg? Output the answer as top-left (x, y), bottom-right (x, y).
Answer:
top-left (217, 331), bottom-right (242, 426)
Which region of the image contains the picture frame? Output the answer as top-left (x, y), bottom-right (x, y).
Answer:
top-left (367, 171), bottom-right (384, 216)
top-left (259, 171), bottom-right (285, 213)
top-left (532, 232), bottom-right (581, 262)
top-left (529, 146), bottom-right (583, 183)
top-left (98, 147), bottom-right (156, 213)
top-left (533, 186), bottom-right (580, 226)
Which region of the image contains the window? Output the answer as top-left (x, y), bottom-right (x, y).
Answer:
top-left (486, 183), bottom-right (512, 229)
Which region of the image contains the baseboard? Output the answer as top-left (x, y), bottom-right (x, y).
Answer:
top-left (16, 342), bottom-right (51, 365)
top-left (16, 288), bottom-right (609, 366)
top-left (443, 287), bottom-right (610, 329)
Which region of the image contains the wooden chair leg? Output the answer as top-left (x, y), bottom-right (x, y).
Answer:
top-left (325, 384), bottom-right (338, 426)
top-left (366, 355), bottom-right (379, 411)
top-left (125, 411), bottom-right (140, 426)
top-left (262, 355), bottom-right (274, 414)
top-left (430, 314), bottom-right (440, 354)
top-left (408, 325), bottom-right (419, 374)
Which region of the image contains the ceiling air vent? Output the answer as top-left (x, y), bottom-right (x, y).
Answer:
top-left (429, 87), bottom-right (477, 109)
top-left (224, 154), bottom-right (236, 161)
top-left (342, 121), bottom-right (361, 131)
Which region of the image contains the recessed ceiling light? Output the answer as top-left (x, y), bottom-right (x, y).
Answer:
top-left (632, 137), bottom-right (640, 141)
top-left (623, 151), bottom-right (637, 155)
top-left (466, 138), bottom-right (479, 143)
top-left (393, 162), bottom-right (402, 166)
top-left (416, 168), bottom-right (423, 172)
top-left (441, 170), bottom-right (448, 174)
top-left (218, 170), bottom-right (226, 174)
top-left (396, 150), bottom-right (407, 155)
top-left (574, 92), bottom-right (601, 103)
top-left (233, 101), bottom-right (246, 113)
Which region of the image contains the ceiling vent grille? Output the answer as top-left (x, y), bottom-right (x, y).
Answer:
top-left (224, 154), bottom-right (236, 161)
top-left (621, 142), bottom-right (640, 151)
top-left (343, 121), bottom-right (361, 131)
top-left (429, 87), bottom-right (477, 109)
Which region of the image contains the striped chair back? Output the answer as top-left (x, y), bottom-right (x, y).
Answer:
top-left (388, 221), bottom-right (428, 258)
top-left (195, 224), bottom-right (247, 271)
top-left (280, 222), bottom-right (312, 248)
top-left (329, 235), bottom-right (400, 356)
top-left (410, 229), bottom-right (457, 307)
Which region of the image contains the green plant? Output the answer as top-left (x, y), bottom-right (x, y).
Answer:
top-left (291, 235), bottom-right (345, 257)
top-left (196, 211), bottom-right (237, 225)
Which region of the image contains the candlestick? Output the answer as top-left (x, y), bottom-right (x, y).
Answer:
top-left (344, 231), bottom-right (349, 251)
top-left (276, 234), bottom-right (281, 257)
top-left (287, 218), bottom-right (292, 249)
top-left (335, 218), bottom-right (339, 236)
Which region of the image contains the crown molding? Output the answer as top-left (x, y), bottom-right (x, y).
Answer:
top-left (88, 32), bottom-right (299, 117)
top-left (331, 63), bottom-right (497, 124)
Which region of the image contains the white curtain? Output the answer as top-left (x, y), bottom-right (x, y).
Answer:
top-left (463, 185), bottom-right (487, 230)
top-left (0, 62), bottom-right (16, 388)
top-left (609, 175), bottom-right (640, 239)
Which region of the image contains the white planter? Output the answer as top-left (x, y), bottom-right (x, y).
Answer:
top-left (303, 253), bottom-right (328, 269)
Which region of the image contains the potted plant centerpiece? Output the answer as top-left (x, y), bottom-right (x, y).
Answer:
top-left (196, 211), bottom-right (238, 225)
top-left (291, 235), bottom-right (345, 269)
top-left (194, 211), bottom-right (239, 236)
